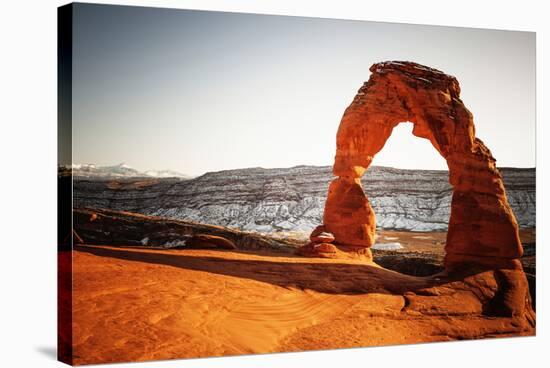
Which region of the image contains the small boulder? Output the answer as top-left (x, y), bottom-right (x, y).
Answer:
top-left (296, 242), bottom-right (338, 258)
top-left (313, 243), bottom-right (338, 253)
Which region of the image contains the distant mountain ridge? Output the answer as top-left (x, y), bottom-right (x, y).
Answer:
top-left (72, 165), bottom-right (536, 233)
top-left (66, 163), bottom-right (191, 179)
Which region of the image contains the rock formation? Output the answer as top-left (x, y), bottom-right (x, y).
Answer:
top-left (297, 224), bottom-right (372, 259)
top-left (73, 208), bottom-right (298, 252)
top-left (307, 61), bottom-right (524, 273)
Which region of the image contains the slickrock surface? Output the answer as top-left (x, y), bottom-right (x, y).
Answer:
top-left (72, 166), bottom-right (535, 233)
top-left (71, 207), bottom-right (537, 310)
top-left (318, 61), bottom-right (526, 271)
top-left (65, 207), bottom-right (535, 364)
top-left (69, 244), bottom-right (534, 365)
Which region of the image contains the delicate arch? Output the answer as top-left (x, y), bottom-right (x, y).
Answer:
top-left (316, 61), bottom-right (522, 272)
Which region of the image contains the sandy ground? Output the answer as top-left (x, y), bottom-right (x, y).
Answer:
top-left (70, 235), bottom-right (535, 365)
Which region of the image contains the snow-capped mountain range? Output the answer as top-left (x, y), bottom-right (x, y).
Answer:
top-left (67, 163), bottom-right (191, 179)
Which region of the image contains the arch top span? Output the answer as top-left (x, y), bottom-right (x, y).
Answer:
top-left (305, 61), bottom-right (522, 273)
top-left (334, 61), bottom-right (472, 179)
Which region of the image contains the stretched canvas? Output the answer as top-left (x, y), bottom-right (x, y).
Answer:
top-left (58, 3), bottom-right (536, 366)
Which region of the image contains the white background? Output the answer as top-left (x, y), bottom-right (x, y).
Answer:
top-left (0, 0), bottom-right (547, 367)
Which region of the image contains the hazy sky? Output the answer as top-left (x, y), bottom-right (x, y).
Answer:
top-left (72, 4), bottom-right (535, 176)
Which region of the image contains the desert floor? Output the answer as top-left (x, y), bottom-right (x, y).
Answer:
top-left (69, 229), bottom-right (535, 365)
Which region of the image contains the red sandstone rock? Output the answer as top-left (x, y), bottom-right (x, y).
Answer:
top-left (313, 243), bottom-right (337, 253)
top-left (296, 242), bottom-right (337, 258)
top-left (310, 226), bottom-right (336, 243)
top-left (317, 61), bottom-right (523, 271)
top-left (323, 177), bottom-right (376, 247)
top-left (185, 234), bottom-right (237, 250)
top-left (296, 242), bottom-right (373, 261)
top-left (311, 233), bottom-right (336, 243)
top-left (309, 225), bottom-right (326, 239)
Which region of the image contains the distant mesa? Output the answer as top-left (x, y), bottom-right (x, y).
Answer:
top-left (71, 164), bottom-right (535, 233)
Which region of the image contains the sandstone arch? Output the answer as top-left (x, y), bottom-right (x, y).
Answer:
top-left (310, 61), bottom-right (523, 273)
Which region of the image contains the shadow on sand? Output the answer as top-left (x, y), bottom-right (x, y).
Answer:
top-left (74, 245), bottom-right (447, 295)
